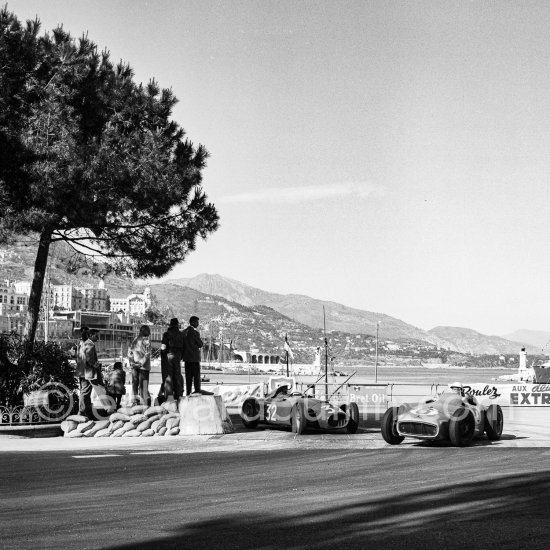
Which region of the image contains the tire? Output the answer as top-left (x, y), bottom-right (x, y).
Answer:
top-left (241, 399), bottom-right (260, 429)
top-left (291, 402), bottom-right (307, 434)
top-left (381, 407), bottom-right (404, 445)
top-left (449, 409), bottom-right (475, 447)
top-left (346, 402), bottom-right (360, 434)
top-left (485, 404), bottom-right (504, 441)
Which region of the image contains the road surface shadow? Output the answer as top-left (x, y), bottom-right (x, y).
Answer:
top-left (107, 470), bottom-right (550, 550)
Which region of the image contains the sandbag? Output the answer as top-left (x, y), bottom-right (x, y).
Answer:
top-left (65, 430), bottom-right (84, 438)
top-left (131, 404), bottom-right (148, 414)
top-left (144, 406), bottom-right (164, 417)
top-left (94, 428), bottom-right (112, 438)
top-left (109, 420), bottom-right (125, 433)
top-left (66, 414), bottom-right (88, 423)
top-left (86, 420), bottom-right (110, 437)
top-left (110, 412), bottom-right (131, 422)
top-left (76, 420), bottom-right (95, 433)
top-left (121, 422), bottom-right (136, 433)
top-left (167, 427), bottom-right (180, 436)
top-left (151, 419), bottom-right (162, 432)
top-left (122, 429), bottom-right (141, 437)
top-left (129, 413), bottom-right (147, 425)
top-left (141, 429), bottom-right (154, 437)
top-left (61, 420), bottom-right (79, 433)
top-left (111, 427), bottom-right (126, 437)
top-left (136, 419), bottom-right (153, 432)
top-left (117, 407), bottom-right (133, 416)
top-left (162, 400), bottom-right (178, 413)
top-left (158, 426), bottom-right (167, 436)
top-left (166, 417), bottom-right (179, 430)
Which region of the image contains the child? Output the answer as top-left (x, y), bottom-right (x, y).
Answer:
top-left (106, 361), bottom-right (126, 409)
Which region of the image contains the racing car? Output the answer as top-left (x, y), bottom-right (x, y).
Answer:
top-left (381, 382), bottom-right (504, 447)
top-left (240, 383), bottom-right (360, 434)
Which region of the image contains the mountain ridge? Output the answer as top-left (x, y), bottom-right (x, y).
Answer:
top-left (161, 273), bottom-right (536, 354)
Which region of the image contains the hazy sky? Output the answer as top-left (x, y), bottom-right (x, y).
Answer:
top-left (7, 0), bottom-right (550, 336)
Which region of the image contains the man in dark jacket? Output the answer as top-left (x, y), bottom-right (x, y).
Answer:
top-left (160, 318), bottom-right (185, 402)
top-left (182, 316), bottom-right (203, 395)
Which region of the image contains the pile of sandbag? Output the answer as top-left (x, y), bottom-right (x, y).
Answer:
top-left (61, 403), bottom-right (182, 438)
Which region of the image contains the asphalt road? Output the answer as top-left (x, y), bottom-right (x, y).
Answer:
top-left (1, 443), bottom-right (550, 550)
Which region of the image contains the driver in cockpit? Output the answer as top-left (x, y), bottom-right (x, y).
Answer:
top-left (448, 382), bottom-right (476, 405)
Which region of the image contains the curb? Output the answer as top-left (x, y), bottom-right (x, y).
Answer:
top-left (0, 424), bottom-right (63, 439)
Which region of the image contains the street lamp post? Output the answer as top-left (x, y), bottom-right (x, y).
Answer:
top-left (375, 321), bottom-right (381, 383)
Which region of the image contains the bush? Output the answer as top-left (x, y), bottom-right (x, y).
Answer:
top-left (0, 333), bottom-right (77, 408)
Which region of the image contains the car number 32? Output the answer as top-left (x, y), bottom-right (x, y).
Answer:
top-left (266, 404), bottom-right (277, 421)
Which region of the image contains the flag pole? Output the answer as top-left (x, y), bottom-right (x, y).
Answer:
top-left (285, 333), bottom-right (289, 377)
top-left (323, 306), bottom-right (328, 401)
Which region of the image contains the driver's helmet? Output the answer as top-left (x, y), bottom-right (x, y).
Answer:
top-left (448, 382), bottom-right (464, 396)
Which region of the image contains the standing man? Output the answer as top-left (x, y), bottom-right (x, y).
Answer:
top-left (160, 318), bottom-right (185, 402)
top-left (76, 326), bottom-right (99, 419)
top-left (128, 325), bottom-right (151, 406)
top-left (182, 316), bottom-right (203, 395)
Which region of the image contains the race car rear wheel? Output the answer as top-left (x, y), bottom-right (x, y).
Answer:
top-left (241, 399), bottom-right (260, 429)
top-left (291, 402), bottom-right (307, 434)
top-left (381, 407), bottom-right (404, 445)
top-left (345, 402), bottom-right (360, 434)
top-left (449, 409), bottom-right (475, 447)
top-left (485, 404), bottom-right (503, 441)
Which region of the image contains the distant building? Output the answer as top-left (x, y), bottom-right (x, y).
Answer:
top-left (109, 286), bottom-right (151, 317)
top-left (0, 279), bottom-right (29, 315)
top-left (52, 284), bottom-right (83, 311)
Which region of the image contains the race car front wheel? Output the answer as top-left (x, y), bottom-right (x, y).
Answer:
top-left (449, 409), bottom-right (475, 447)
top-left (485, 404), bottom-right (503, 441)
top-left (291, 402), bottom-right (307, 434)
top-left (241, 399), bottom-right (260, 429)
top-left (345, 402), bottom-right (360, 434)
top-left (381, 407), bottom-right (404, 445)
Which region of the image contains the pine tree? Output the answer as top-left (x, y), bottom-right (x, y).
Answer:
top-left (0, 8), bottom-right (219, 348)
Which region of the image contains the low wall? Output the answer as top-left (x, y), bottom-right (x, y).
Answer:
top-left (116, 381), bottom-right (550, 414)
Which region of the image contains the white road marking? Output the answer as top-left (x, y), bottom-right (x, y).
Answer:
top-left (72, 454), bottom-right (122, 458)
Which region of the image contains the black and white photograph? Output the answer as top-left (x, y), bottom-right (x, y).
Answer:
top-left (1, 1), bottom-right (550, 548)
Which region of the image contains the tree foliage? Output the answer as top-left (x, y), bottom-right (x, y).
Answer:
top-left (0, 8), bottom-right (219, 344)
top-left (0, 332), bottom-right (77, 407)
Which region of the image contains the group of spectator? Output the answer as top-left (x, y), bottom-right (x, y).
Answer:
top-left (76, 316), bottom-right (204, 419)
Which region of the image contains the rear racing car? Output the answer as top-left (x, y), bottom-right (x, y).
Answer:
top-left (381, 382), bottom-right (504, 447)
top-left (240, 383), bottom-right (360, 434)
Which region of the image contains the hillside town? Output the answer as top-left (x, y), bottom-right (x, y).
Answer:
top-left (0, 276), bottom-right (527, 369)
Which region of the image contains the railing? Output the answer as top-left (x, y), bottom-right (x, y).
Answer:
top-left (0, 405), bottom-right (46, 425)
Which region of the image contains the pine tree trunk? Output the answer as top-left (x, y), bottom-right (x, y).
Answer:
top-left (24, 229), bottom-right (52, 351)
